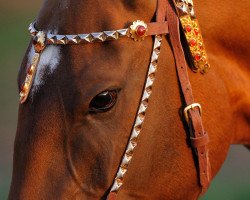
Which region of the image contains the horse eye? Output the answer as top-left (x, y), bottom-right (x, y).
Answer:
top-left (89, 90), bottom-right (118, 113)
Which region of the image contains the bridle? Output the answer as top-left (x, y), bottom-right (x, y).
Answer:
top-left (19, 0), bottom-right (211, 199)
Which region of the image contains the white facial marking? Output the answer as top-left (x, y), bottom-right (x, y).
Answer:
top-left (27, 31), bottom-right (61, 96)
top-left (34, 45), bottom-right (61, 88)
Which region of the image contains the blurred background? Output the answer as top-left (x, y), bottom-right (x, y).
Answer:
top-left (0, 1), bottom-right (249, 199)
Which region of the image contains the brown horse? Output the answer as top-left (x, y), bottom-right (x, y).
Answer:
top-left (9, 0), bottom-right (250, 199)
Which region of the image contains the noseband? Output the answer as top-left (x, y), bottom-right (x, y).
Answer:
top-left (19, 0), bottom-right (211, 198)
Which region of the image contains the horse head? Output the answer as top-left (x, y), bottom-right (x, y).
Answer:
top-left (9, 0), bottom-right (250, 199)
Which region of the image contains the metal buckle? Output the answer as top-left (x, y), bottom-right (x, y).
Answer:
top-left (184, 103), bottom-right (202, 122)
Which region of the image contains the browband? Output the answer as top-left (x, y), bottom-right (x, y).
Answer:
top-left (28, 21), bottom-right (169, 44)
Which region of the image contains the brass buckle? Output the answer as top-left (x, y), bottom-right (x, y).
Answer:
top-left (184, 103), bottom-right (202, 123)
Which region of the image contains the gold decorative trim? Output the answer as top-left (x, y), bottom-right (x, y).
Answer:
top-left (110, 35), bottom-right (163, 193)
top-left (174, 0), bottom-right (210, 74)
top-left (19, 53), bottom-right (40, 103)
top-left (180, 15), bottom-right (210, 73)
top-left (129, 20), bottom-right (148, 41)
top-left (19, 31), bottom-right (46, 104)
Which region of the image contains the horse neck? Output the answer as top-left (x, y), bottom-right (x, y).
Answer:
top-left (197, 0), bottom-right (250, 144)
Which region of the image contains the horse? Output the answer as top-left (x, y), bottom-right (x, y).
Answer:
top-left (9, 0), bottom-right (250, 199)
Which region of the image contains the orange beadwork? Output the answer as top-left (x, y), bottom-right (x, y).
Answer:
top-left (180, 15), bottom-right (210, 74)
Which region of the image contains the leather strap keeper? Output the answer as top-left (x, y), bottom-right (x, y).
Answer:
top-left (190, 132), bottom-right (209, 148)
top-left (147, 22), bottom-right (169, 36)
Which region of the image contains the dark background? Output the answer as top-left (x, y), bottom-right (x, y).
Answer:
top-left (0, 1), bottom-right (249, 199)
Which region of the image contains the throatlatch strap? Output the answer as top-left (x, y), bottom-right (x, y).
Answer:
top-left (166, 0), bottom-right (211, 195)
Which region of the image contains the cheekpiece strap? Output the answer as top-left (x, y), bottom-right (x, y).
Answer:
top-left (166, 0), bottom-right (211, 195)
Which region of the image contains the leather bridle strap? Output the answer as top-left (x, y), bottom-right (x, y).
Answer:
top-left (107, 1), bottom-right (167, 200)
top-left (107, 1), bottom-right (211, 199)
top-left (166, 0), bottom-right (211, 195)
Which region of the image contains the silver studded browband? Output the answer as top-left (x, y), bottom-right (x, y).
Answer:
top-left (28, 20), bottom-right (169, 44)
top-left (28, 22), bottom-right (130, 44)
